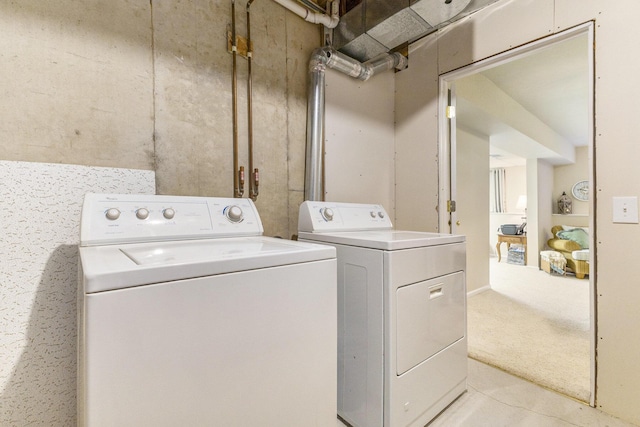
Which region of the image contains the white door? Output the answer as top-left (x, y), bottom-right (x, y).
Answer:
top-left (439, 83), bottom-right (491, 292)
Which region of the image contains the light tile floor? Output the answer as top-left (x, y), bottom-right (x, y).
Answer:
top-left (336, 359), bottom-right (637, 427)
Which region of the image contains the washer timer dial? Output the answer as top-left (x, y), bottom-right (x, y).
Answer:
top-left (320, 207), bottom-right (334, 221)
top-left (225, 205), bottom-right (244, 223)
top-left (105, 208), bottom-right (121, 221)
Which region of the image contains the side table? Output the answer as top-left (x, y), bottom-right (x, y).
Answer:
top-left (496, 233), bottom-right (527, 263)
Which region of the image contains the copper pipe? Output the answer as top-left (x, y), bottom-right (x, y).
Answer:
top-left (231, 0), bottom-right (244, 197)
top-left (247, 0), bottom-right (258, 201)
top-left (238, 166), bottom-right (245, 196)
top-left (253, 168), bottom-right (259, 199)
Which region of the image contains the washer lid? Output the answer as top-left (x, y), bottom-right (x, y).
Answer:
top-left (298, 230), bottom-right (464, 250)
top-left (80, 236), bottom-right (335, 293)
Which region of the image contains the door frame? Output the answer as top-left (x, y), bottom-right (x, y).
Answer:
top-left (437, 22), bottom-right (596, 406)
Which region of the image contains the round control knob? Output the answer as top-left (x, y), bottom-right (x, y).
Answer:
top-left (321, 207), bottom-right (334, 221)
top-left (378, 211), bottom-right (385, 219)
top-left (163, 208), bottom-right (175, 219)
top-left (105, 208), bottom-right (120, 221)
top-left (225, 205), bottom-right (244, 223)
top-left (370, 211), bottom-right (376, 218)
top-left (136, 208), bottom-right (150, 220)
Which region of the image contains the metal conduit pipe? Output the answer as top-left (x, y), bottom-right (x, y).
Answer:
top-left (304, 46), bottom-right (407, 201)
top-left (271, 0), bottom-right (339, 28)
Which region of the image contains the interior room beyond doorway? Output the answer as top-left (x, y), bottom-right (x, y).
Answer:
top-left (440, 25), bottom-right (594, 404)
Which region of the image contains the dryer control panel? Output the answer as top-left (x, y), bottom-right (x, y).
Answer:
top-left (80, 193), bottom-right (264, 246)
top-left (298, 201), bottom-right (393, 232)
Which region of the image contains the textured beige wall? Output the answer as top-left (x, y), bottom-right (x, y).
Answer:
top-left (396, 0), bottom-right (640, 423)
top-left (395, 35), bottom-right (440, 232)
top-left (1, 0), bottom-right (320, 239)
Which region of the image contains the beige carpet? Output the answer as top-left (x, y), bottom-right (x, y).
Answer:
top-left (467, 258), bottom-right (591, 402)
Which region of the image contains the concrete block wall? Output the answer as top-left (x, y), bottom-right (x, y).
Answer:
top-left (0, 0), bottom-right (320, 239)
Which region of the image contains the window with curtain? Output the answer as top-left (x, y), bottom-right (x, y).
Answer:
top-left (490, 168), bottom-right (506, 213)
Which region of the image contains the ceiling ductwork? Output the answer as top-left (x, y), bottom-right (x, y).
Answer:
top-left (334, 0), bottom-right (502, 61)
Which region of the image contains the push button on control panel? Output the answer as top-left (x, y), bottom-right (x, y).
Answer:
top-left (163, 208), bottom-right (175, 220)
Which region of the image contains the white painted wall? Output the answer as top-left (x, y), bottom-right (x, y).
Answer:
top-left (324, 68), bottom-right (396, 215)
top-left (395, 0), bottom-right (640, 423)
top-left (457, 129), bottom-right (490, 292)
top-left (530, 159), bottom-right (555, 266)
top-left (554, 146), bottom-right (589, 215)
top-left (504, 166), bottom-right (527, 213)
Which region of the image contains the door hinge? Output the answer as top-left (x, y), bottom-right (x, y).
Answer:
top-left (446, 106), bottom-right (456, 119)
top-left (447, 200), bottom-right (456, 213)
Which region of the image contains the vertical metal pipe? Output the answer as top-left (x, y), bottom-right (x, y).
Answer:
top-left (231, 0), bottom-right (244, 197)
top-left (305, 49), bottom-right (327, 201)
top-left (247, 0), bottom-right (259, 201)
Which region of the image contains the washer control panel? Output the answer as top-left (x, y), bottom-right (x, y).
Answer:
top-left (298, 201), bottom-right (392, 232)
top-left (80, 193), bottom-right (264, 246)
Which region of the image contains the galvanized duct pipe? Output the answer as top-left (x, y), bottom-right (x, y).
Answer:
top-left (304, 47), bottom-right (407, 201)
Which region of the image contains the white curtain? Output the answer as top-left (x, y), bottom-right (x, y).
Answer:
top-left (490, 168), bottom-right (506, 213)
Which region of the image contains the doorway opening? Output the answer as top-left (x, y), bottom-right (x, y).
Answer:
top-left (438, 23), bottom-right (595, 405)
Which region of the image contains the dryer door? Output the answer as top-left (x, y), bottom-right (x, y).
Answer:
top-left (395, 272), bottom-right (465, 375)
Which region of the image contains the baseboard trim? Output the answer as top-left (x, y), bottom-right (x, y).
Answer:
top-left (467, 285), bottom-right (491, 297)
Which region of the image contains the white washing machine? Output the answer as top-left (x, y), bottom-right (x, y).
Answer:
top-left (78, 193), bottom-right (337, 427)
top-left (298, 201), bottom-right (467, 427)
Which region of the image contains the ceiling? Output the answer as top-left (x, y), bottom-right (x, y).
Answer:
top-left (455, 33), bottom-right (590, 168)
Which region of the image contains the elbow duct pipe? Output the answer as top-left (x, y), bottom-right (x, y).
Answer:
top-left (304, 47), bottom-right (407, 201)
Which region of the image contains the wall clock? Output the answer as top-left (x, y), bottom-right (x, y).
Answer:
top-left (572, 180), bottom-right (589, 201)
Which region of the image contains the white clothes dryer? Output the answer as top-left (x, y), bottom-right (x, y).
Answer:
top-left (298, 201), bottom-right (467, 427)
top-left (78, 193), bottom-right (337, 427)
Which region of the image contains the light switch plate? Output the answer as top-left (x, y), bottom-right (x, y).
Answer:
top-left (613, 196), bottom-right (639, 223)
